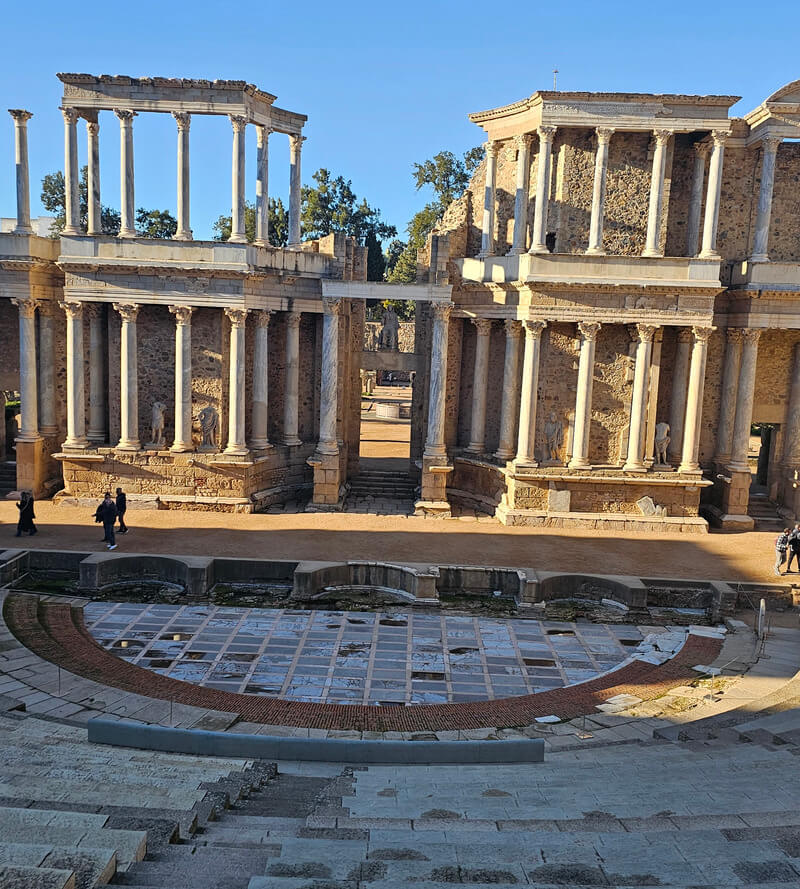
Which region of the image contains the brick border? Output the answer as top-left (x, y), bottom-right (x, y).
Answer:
top-left (3, 594), bottom-right (722, 732)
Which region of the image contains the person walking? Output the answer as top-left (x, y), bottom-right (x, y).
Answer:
top-left (94, 492), bottom-right (119, 550)
top-left (775, 528), bottom-right (790, 576)
top-left (116, 487), bottom-right (128, 534)
top-left (15, 491), bottom-right (37, 537)
top-left (787, 524), bottom-right (800, 573)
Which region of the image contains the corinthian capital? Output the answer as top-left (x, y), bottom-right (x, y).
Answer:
top-left (692, 325), bottom-right (714, 344)
top-left (60, 107), bottom-right (80, 125)
top-left (114, 109), bottom-right (136, 124)
top-left (634, 323), bottom-right (659, 343)
top-left (524, 319), bottom-right (547, 339)
top-left (9, 109), bottom-right (33, 124)
top-left (653, 129), bottom-right (673, 146)
top-left (694, 140), bottom-right (712, 159)
top-left (742, 327), bottom-right (762, 345)
top-left (577, 320), bottom-right (601, 341)
top-left (12, 297), bottom-right (40, 318)
top-left (322, 297), bottom-right (342, 316)
top-left (504, 319), bottom-right (523, 338)
top-left (224, 307), bottom-right (249, 328)
top-left (762, 135), bottom-right (782, 154)
top-left (595, 127), bottom-right (615, 144)
top-left (172, 111), bottom-right (191, 131)
top-left (472, 318), bottom-right (493, 336)
top-left (286, 311), bottom-right (303, 329)
top-left (289, 133), bottom-right (306, 153)
top-left (431, 301), bottom-right (453, 322)
top-left (485, 140), bottom-right (499, 159)
top-left (711, 129), bottom-right (729, 147)
top-left (514, 133), bottom-right (533, 151)
top-left (113, 302), bottom-right (140, 323)
top-left (537, 126), bottom-right (557, 143)
top-left (58, 299), bottom-right (83, 320)
top-left (169, 304), bottom-right (194, 325)
top-left (229, 114), bottom-right (247, 134)
top-left (254, 309), bottom-right (273, 328)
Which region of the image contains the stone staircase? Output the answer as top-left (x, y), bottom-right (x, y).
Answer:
top-left (345, 470), bottom-right (417, 514)
top-left (0, 460), bottom-right (16, 498)
top-left (748, 492), bottom-right (785, 531)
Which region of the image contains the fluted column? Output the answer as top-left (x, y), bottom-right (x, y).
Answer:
top-left (514, 320), bottom-right (547, 467)
top-left (642, 130), bottom-right (671, 257)
top-left (59, 300), bottom-right (87, 448)
top-left (508, 135), bottom-right (533, 255)
top-left (250, 310), bottom-right (272, 449)
top-left (624, 324), bottom-right (658, 471)
top-left (424, 302), bottom-right (453, 458)
top-left (115, 110), bottom-right (137, 238)
top-left (173, 112), bottom-right (192, 240)
top-left (86, 304), bottom-right (106, 443)
top-left (61, 107), bottom-right (81, 235)
top-left (715, 328), bottom-right (744, 464)
top-left (586, 127), bottom-right (614, 254)
top-left (699, 130), bottom-right (728, 260)
top-left (529, 127), bottom-right (556, 254)
top-left (288, 134), bottom-right (305, 247)
top-left (9, 109), bottom-right (33, 234)
top-left (12, 299), bottom-right (40, 442)
top-left (495, 320), bottom-right (523, 460)
top-left (750, 136), bottom-right (781, 263)
top-left (229, 115), bottom-right (247, 244)
top-left (317, 298), bottom-right (342, 456)
top-left (466, 318), bottom-right (493, 452)
top-left (114, 302), bottom-right (140, 450)
top-left (37, 303), bottom-right (58, 435)
top-left (255, 125), bottom-right (271, 247)
top-left (477, 141), bottom-right (498, 258)
top-left (667, 329), bottom-right (693, 464)
top-left (223, 308), bottom-right (249, 454)
top-left (678, 326), bottom-right (713, 474)
top-left (782, 343), bottom-right (800, 466)
top-left (169, 305), bottom-right (194, 452)
top-left (568, 321), bottom-right (601, 470)
top-left (728, 328), bottom-right (761, 472)
top-left (685, 142), bottom-right (709, 256)
top-left (283, 312), bottom-right (302, 445)
top-left (84, 114), bottom-right (101, 236)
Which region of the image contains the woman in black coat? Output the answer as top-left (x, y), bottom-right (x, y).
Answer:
top-left (15, 491), bottom-right (37, 536)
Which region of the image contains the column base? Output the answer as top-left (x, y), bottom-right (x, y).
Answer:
top-left (641, 248), bottom-right (664, 258)
top-left (748, 253), bottom-right (769, 263)
top-left (506, 247), bottom-right (526, 256)
top-left (282, 436), bottom-right (303, 447)
top-left (223, 445), bottom-right (249, 456)
top-left (476, 251), bottom-right (494, 260)
top-left (528, 244), bottom-right (548, 255)
top-left (173, 230), bottom-right (193, 241)
top-left (118, 229), bottom-right (138, 239)
top-left (727, 461), bottom-right (750, 473)
top-left (677, 462), bottom-right (702, 474)
top-left (116, 440), bottom-right (141, 451)
top-left (512, 458), bottom-right (538, 472)
top-left (494, 448), bottom-right (515, 462)
top-left (315, 440), bottom-right (339, 457)
top-left (15, 433), bottom-right (42, 444)
top-left (87, 431), bottom-right (106, 443)
top-left (253, 238), bottom-right (267, 248)
top-left (170, 442), bottom-right (195, 453)
top-left (248, 439), bottom-right (272, 451)
top-left (698, 249), bottom-right (720, 260)
top-left (63, 438), bottom-right (89, 450)
top-left (228, 234), bottom-right (247, 244)
top-left (62, 226), bottom-right (80, 236)
top-left (464, 443), bottom-right (485, 456)
top-left (13, 225), bottom-right (34, 235)
top-left (40, 426), bottom-right (60, 436)
top-left (622, 462), bottom-right (648, 472)
top-left (568, 458), bottom-right (592, 470)
top-left (287, 242), bottom-right (302, 250)
top-left (585, 246), bottom-right (606, 256)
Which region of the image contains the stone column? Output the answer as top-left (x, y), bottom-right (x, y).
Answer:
top-left (642, 130), bottom-right (672, 257)
top-left (12, 298), bottom-right (40, 442)
top-left (714, 328), bottom-right (744, 464)
top-left (495, 320), bottom-right (523, 460)
top-left (283, 312), bottom-right (302, 445)
top-left (255, 125), bottom-right (271, 247)
top-left (782, 343), bottom-right (800, 466)
top-left (678, 326), bottom-right (713, 474)
top-left (223, 308), bottom-right (249, 455)
top-left (508, 135), bottom-right (533, 255)
top-left (466, 319), bottom-right (493, 453)
top-left (750, 136), bottom-right (782, 263)
top-left (586, 127), bottom-right (614, 255)
top-left (288, 134), bottom-right (305, 247)
top-left (250, 310), bottom-right (272, 449)
top-left (728, 328), bottom-right (761, 472)
top-left (529, 127), bottom-right (556, 254)
top-left (114, 302), bottom-right (141, 450)
top-left (624, 324), bottom-right (658, 471)
top-left (699, 130), bottom-right (728, 260)
top-left (568, 321), bottom-right (601, 470)
top-left (477, 141), bottom-right (498, 258)
top-left (667, 328), bottom-right (693, 464)
top-left (229, 115), bottom-right (247, 244)
top-left (317, 298), bottom-right (342, 456)
top-left (424, 302), bottom-right (453, 458)
top-left (61, 107), bottom-right (81, 235)
top-left (169, 305), bottom-right (194, 452)
top-left (515, 320), bottom-right (547, 467)
top-left (58, 300), bottom-right (87, 448)
top-left (37, 303), bottom-right (58, 435)
top-left (9, 109), bottom-right (33, 234)
top-left (86, 304), bottom-right (106, 443)
top-left (85, 114), bottom-right (101, 236)
top-left (115, 110), bottom-right (137, 238)
top-left (173, 112), bottom-right (192, 241)
top-left (685, 142), bottom-right (709, 257)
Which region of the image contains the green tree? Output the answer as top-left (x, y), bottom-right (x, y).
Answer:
top-left (212, 197), bottom-right (288, 246)
top-left (387, 204), bottom-right (441, 284)
top-left (136, 208), bottom-right (177, 239)
top-left (384, 238), bottom-right (406, 276)
top-left (40, 167), bottom-right (120, 236)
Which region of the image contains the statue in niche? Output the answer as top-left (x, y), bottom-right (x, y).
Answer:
top-left (149, 402), bottom-right (167, 449)
top-left (544, 411), bottom-right (564, 463)
top-left (378, 305), bottom-right (399, 351)
top-left (198, 406), bottom-right (218, 450)
top-left (654, 422), bottom-right (671, 467)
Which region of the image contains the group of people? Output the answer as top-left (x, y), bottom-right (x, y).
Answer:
top-left (94, 488), bottom-right (129, 550)
top-left (774, 525), bottom-right (800, 575)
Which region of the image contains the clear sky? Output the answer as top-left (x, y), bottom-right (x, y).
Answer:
top-left (1, 0), bottom-right (798, 241)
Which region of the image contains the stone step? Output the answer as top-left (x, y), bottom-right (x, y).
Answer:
top-left (0, 824), bottom-right (146, 867)
top-left (0, 864), bottom-right (76, 889)
top-left (114, 845), bottom-right (273, 888)
top-left (0, 844), bottom-right (116, 889)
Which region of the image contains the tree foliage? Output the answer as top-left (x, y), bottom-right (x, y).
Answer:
top-left (212, 198), bottom-right (288, 247)
top-left (136, 208), bottom-right (177, 239)
top-left (40, 167), bottom-right (120, 236)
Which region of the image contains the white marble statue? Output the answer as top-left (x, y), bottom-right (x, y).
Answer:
top-left (378, 306), bottom-right (399, 351)
top-left (544, 411), bottom-right (563, 463)
top-left (198, 406), bottom-right (218, 449)
top-left (654, 421), bottom-right (671, 466)
top-left (150, 401), bottom-right (167, 448)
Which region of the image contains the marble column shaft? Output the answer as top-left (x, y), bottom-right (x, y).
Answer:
top-left (642, 130), bottom-right (671, 257)
top-left (255, 126), bottom-right (271, 246)
top-left (715, 328), bottom-right (744, 464)
top-left (508, 135), bottom-right (532, 255)
top-left (224, 308), bottom-right (249, 454)
top-left (61, 108), bottom-right (81, 235)
top-left (87, 305), bottom-right (106, 442)
top-left (86, 116), bottom-right (101, 236)
top-left (466, 319), bottom-right (493, 452)
top-left (667, 329), bottom-right (693, 463)
top-left (586, 128), bottom-right (614, 254)
top-left (250, 310), bottom-right (272, 449)
top-left (288, 134), bottom-right (305, 247)
top-left (424, 302), bottom-right (453, 458)
top-left (173, 112), bottom-right (192, 240)
top-left (728, 329), bottom-right (762, 472)
top-left (495, 320), bottom-right (523, 460)
top-left (12, 299), bottom-right (40, 442)
top-left (699, 130), bottom-right (728, 259)
top-left (529, 127), bottom-right (556, 254)
top-left (37, 304), bottom-right (57, 435)
top-left (678, 326), bottom-right (713, 473)
top-left (229, 116), bottom-right (247, 244)
top-left (283, 312), bottom-right (302, 445)
top-left (568, 321), bottom-right (601, 469)
top-left (114, 303), bottom-right (140, 450)
top-left (478, 142), bottom-right (498, 258)
top-left (59, 300), bottom-right (88, 448)
top-left (750, 137), bottom-right (782, 262)
top-left (115, 110), bottom-right (137, 238)
top-left (318, 298), bottom-right (342, 455)
top-left (515, 320), bottom-right (547, 466)
top-left (169, 305), bottom-right (194, 451)
top-left (9, 110), bottom-right (33, 234)
top-left (685, 143), bottom-right (709, 256)
top-left (624, 324), bottom-right (658, 471)
top-left (782, 343), bottom-right (800, 465)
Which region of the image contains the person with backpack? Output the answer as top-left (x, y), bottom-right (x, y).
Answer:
top-left (15, 491), bottom-right (37, 537)
top-left (94, 492), bottom-right (119, 550)
top-left (775, 528), bottom-right (790, 576)
top-left (116, 487), bottom-right (128, 534)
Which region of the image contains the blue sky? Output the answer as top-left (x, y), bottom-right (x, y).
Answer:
top-left (1, 0), bottom-right (798, 241)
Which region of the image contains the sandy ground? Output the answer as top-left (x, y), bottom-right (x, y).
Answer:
top-left (359, 385), bottom-right (411, 473)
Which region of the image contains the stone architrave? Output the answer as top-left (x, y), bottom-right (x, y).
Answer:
top-left (466, 318), bottom-right (493, 454)
top-left (495, 320), bottom-right (523, 460)
top-left (529, 127), bottom-right (556, 254)
top-left (288, 134), bottom-right (305, 247)
top-left (229, 115), bottom-right (247, 244)
top-left (173, 112), bottom-right (192, 240)
top-left (114, 110), bottom-right (137, 238)
top-left (12, 298), bottom-right (41, 443)
top-left (423, 302), bottom-right (453, 458)
top-left (224, 307), bottom-right (249, 455)
top-left (61, 107), bottom-right (81, 235)
top-left (477, 141), bottom-right (498, 258)
top-left (750, 136), bottom-right (782, 263)
top-left (699, 130), bottom-right (728, 260)
top-left (85, 303), bottom-right (107, 443)
top-left (169, 305), bottom-right (194, 452)
top-left (508, 135), bottom-right (533, 255)
top-left (58, 299), bottom-right (88, 449)
top-left (728, 328), bottom-right (762, 472)
top-left (84, 114), bottom-right (102, 236)
top-left (9, 110), bottom-right (33, 234)
top-left (667, 328), bottom-right (693, 464)
top-left (624, 324), bottom-right (658, 472)
top-left (642, 130), bottom-right (671, 257)
top-left (283, 312), bottom-right (303, 445)
top-left (586, 127), bottom-right (614, 254)
top-left (114, 302), bottom-right (141, 450)
top-left (715, 328), bottom-right (745, 464)
top-left (250, 310), bottom-right (273, 450)
top-left (568, 321), bottom-right (601, 470)
top-left (678, 326), bottom-right (713, 474)
top-left (515, 320), bottom-right (547, 467)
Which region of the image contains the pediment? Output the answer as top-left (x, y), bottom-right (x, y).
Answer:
top-left (765, 80), bottom-right (800, 104)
